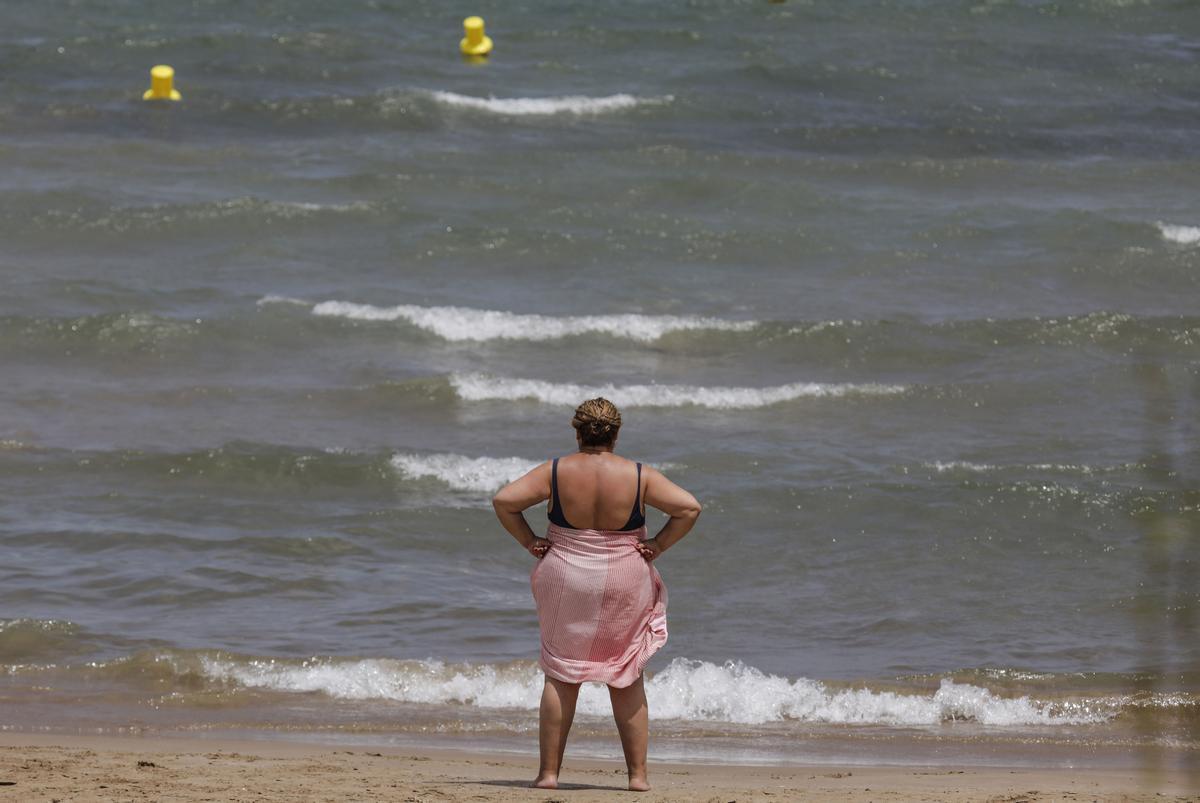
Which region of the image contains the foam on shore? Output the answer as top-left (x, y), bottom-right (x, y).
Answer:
top-left (196, 655), bottom-right (1110, 726)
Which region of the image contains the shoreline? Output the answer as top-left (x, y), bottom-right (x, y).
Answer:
top-left (0, 731), bottom-right (1196, 801)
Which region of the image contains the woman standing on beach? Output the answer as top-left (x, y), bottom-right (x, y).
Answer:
top-left (492, 398), bottom-right (701, 792)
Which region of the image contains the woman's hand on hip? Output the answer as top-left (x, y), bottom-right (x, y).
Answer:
top-left (528, 536), bottom-right (552, 559)
top-left (636, 537), bottom-right (662, 562)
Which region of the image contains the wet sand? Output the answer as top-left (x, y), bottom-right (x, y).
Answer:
top-left (0, 733), bottom-right (1196, 802)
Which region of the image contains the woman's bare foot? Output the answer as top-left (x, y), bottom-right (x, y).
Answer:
top-left (628, 775), bottom-right (650, 792)
top-left (531, 773), bottom-right (558, 789)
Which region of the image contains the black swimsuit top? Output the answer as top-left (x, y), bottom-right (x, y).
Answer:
top-left (548, 458), bottom-right (645, 531)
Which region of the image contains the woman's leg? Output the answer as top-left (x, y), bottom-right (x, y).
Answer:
top-left (608, 675), bottom-right (650, 791)
top-left (534, 676), bottom-right (581, 789)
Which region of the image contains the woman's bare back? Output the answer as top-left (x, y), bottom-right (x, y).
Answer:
top-left (550, 453), bottom-right (644, 531)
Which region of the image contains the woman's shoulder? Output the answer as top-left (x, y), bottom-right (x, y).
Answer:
top-left (557, 453), bottom-right (643, 476)
top-left (557, 452), bottom-right (639, 465)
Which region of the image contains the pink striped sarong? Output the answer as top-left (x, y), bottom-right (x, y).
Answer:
top-left (531, 522), bottom-right (668, 688)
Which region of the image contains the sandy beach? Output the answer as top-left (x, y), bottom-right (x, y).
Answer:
top-left (0, 733), bottom-right (1196, 802)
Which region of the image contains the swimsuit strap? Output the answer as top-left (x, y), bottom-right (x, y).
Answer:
top-left (551, 458), bottom-right (561, 510)
top-left (619, 462), bottom-right (646, 531)
top-left (548, 458), bottom-right (574, 529)
top-left (634, 462), bottom-right (642, 512)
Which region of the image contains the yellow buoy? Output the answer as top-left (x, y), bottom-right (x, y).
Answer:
top-left (460, 16), bottom-right (493, 57)
top-left (142, 64), bottom-right (181, 101)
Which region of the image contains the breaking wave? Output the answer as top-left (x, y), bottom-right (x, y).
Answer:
top-left (196, 655), bottom-right (1110, 726)
top-left (426, 91), bottom-right (670, 116)
top-left (449, 373), bottom-right (908, 409)
top-left (922, 461), bottom-right (1139, 476)
top-left (1157, 222), bottom-right (1200, 245)
top-left (305, 299), bottom-right (755, 343)
top-left (389, 452), bottom-right (541, 493)
top-left (389, 452), bottom-right (678, 493)
top-left (252, 299), bottom-right (1200, 354)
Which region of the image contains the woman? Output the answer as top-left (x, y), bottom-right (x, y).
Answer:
top-left (492, 398), bottom-right (701, 792)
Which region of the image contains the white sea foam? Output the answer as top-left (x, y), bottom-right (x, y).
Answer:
top-left (449, 373), bottom-right (907, 410)
top-left (305, 299), bottom-right (754, 342)
top-left (428, 90), bottom-right (669, 116)
top-left (927, 461), bottom-right (998, 473)
top-left (390, 451), bottom-right (681, 494)
top-left (197, 656), bottom-right (1108, 726)
top-left (1157, 222), bottom-right (1200, 245)
top-left (256, 294), bottom-right (309, 307)
top-left (645, 660), bottom-right (1104, 726)
top-left (390, 453), bottom-right (541, 493)
top-left (924, 461), bottom-right (1124, 475)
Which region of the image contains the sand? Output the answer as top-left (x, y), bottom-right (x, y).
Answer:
top-left (0, 733), bottom-right (1197, 802)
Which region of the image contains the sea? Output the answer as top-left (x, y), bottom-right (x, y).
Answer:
top-left (1, 0), bottom-right (1198, 772)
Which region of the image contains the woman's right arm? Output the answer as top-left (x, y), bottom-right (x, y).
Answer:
top-left (492, 462), bottom-right (553, 558)
top-left (638, 467), bottom-right (701, 560)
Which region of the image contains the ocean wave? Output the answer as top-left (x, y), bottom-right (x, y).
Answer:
top-left (1157, 222), bottom-right (1200, 245)
top-left (303, 299), bottom-right (755, 342)
top-left (0, 618), bottom-right (87, 663)
top-left (256, 294), bottom-right (309, 307)
top-left (923, 461), bottom-right (1137, 476)
top-left (0, 310), bottom-right (201, 353)
top-left (389, 453), bottom-right (541, 493)
top-left (1, 443), bottom-right (402, 492)
top-left (645, 660), bottom-right (1108, 726)
top-left (449, 373), bottom-right (908, 409)
top-left (250, 299), bottom-right (1200, 353)
top-left (927, 461), bottom-right (999, 473)
top-left (426, 91), bottom-right (670, 116)
top-left (196, 655), bottom-right (1109, 726)
top-left (13, 442), bottom-right (664, 498)
top-left (389, 451), bottom-right (678, 494)
top-left (32, 196), bottom-right (375, 234)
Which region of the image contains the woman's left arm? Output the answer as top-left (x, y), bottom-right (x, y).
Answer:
top-left (492, 462), bottom-right (553, 558)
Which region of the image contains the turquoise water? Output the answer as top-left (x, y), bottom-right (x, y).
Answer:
top-left (1, 0), bottom-right (1198, 760)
